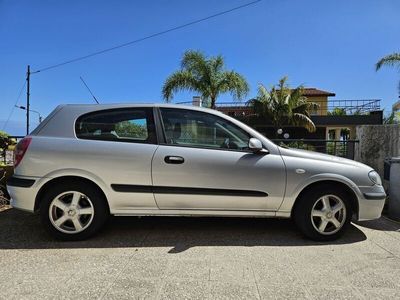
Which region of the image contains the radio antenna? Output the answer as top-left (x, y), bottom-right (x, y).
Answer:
top-left (80, 76), bottom-right (100, 104)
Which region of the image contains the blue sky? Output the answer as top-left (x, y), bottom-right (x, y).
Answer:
top-left (1, 0), bottom-right (399, 135)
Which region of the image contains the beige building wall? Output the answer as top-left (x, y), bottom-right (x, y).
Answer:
top-left (306, 96), bottom-right (328, 116)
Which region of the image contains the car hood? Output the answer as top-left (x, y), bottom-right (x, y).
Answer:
top-left (278, 146), bottom-right (371, 170)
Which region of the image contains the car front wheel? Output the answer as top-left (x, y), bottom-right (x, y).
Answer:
top-left (40, 181), bottom-right (109, 240)
top-left (293, 186), bottom-right (352, 241)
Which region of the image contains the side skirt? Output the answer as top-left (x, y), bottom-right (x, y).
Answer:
top-left (112, 209), bottom-right (291, 218)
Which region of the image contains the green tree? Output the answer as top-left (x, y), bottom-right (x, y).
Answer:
top-left (162, 50), bottom-right (249, 109)
top-left (376, 52), bottom-right (400, 92)
top-left (0, 131), bottom-right (8, 139)
top-left (327, 107), bottom-right (347, 116)
top-left (383, 111), bottom-right (400, 124)
top-left (248, 76), bottom-right (318, 134)
top-left (114, 121), bottom-right (147, 139)
top-left (0, 131), bottom-right (9, 150)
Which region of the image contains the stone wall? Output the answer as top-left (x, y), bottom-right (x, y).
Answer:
top-left (355, 124), bottom-right (400, 177)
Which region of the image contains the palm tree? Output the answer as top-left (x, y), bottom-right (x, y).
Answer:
top-left (162, 50), bottom-right (249, 109)
top-left (376, 52), bottom-right (400, 91)
top-left (248, 77), bottom-right (318, 134)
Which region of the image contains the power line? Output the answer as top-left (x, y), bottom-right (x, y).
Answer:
top-left (2, 80), bottom-right (27, 131)
top-left (32, 0), bottom-right (262, 74)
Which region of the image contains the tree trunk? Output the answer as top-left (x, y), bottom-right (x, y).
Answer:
top-left (210, 97), bottom-right (216, 109)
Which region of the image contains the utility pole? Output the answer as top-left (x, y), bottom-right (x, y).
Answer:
top-left (26, 65), bottom-right (31, 135)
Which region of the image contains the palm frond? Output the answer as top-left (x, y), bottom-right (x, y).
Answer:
top-left (375, 53), bottom-right (400, 71)
top-left (293, 102), bottom-right (319, 114)
top-left (162, 71), bottom-right (199, 101)
top-left (181, 50), bottom-right (206, 71)
top-left (218, 71), bottom-right (249, 101)
top-left (292, 113), bottom-right (316, 132)
top-left (257, 84), bottom-right (270, 100)
top-left (212, 55), bottom-right (225, 73)
top-left (253, 76), bottom-right (317, 132)
top-left (163, 50), bottom-right (248, 104)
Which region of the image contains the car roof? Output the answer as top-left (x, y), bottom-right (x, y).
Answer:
top-left (59, 103), bottom-right (226, 116)
top-left (62, 102), bottom-right (206, 108)
top-left (31, 103), bottom-right (226, 137)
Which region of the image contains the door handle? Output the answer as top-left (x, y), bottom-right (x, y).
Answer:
top-left (164, 156), bottom-right (185, 164)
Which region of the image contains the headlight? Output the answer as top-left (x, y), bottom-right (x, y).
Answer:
top-left (368, 171), bottom-right (382, 185)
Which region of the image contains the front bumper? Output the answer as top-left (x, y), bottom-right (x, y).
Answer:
top-left (357, 185), bottom-right (386, 221)
top-left (7, 175), bottom-right (40, 212)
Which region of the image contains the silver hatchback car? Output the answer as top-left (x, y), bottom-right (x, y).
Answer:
top-left (7, 104), bottom-right (386, 241)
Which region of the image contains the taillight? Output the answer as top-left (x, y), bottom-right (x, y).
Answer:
top-left (14, 137), bottom-right (32, 168)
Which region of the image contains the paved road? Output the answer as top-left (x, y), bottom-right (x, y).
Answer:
top-left (0, 208), bottom-right (399, 299)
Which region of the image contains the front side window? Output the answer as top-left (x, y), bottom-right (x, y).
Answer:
top-left (160, 108), bottom-right (251, 151)
top-left (76, 108), bottom-right (156, 143)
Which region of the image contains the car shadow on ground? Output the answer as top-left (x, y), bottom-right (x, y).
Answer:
top-left (0, 208), bottom-right (369, 252)
top-left (354, 216), bottom-right (400, 232)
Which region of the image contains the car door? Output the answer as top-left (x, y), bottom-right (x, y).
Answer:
top-left (151, 107), bottom-right (286, 211)
top-left (74, 106), bottom-right (159, 210)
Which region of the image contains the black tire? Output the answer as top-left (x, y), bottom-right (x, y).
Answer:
top-left (40, 181), bottom-right (109, 241)
top-left (293, 185), bottom-right (353, 241)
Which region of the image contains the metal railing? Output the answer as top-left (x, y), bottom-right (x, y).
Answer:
top-left (176, 99), bottom-right (381, 115)
top-left (311, 99), bottom-right (381, 115)
top-left (272, 139), bottom-right (359, 159)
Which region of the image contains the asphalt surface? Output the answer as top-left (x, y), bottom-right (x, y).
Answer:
top-left (0, 208), bottom-right (399, 299)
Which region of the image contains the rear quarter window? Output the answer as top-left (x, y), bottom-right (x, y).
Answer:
top-left (75, 108), bottom-right (156, 144)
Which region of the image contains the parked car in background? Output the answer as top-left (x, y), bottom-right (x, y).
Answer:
top-left (7, 104), bottom-right (386, 241)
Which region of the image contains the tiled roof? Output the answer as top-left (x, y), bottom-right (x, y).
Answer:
top-left (301, 88), bottom-right (335, 97)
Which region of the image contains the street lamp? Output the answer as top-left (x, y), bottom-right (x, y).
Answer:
top-left (15, 105), bottom-right (43, 123)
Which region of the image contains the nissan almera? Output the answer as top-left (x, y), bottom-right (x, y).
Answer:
top-left (7, 104), bottom-right (386, 241)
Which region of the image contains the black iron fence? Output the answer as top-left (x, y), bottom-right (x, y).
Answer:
top-left (272, 139), bottom-right (359, 159)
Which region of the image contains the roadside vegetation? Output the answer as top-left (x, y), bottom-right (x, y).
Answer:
top-left (0, 131), bottom-right (11, 208)
top-left (0, 131), bottom-right (10, 168)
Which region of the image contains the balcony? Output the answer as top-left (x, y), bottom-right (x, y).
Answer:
top-left (309, 99), bottom-right (381, 116)
top-left (177, 99), bottom-right (381, 113)
top-left (176, 98), bottom-right (383, 125)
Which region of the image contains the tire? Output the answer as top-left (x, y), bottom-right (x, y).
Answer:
top-left (293, 185), bottom-right (352, 241)
top-left (40, 181), bottom-right (109, 241)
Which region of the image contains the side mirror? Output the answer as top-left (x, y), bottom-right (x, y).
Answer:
top-left (248, 138), bottom-right (264, 153)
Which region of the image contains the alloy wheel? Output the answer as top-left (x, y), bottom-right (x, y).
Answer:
top-left (310, 194), bottom-right (346, 235)
top-left (48, 191), bottom-right (94, 234)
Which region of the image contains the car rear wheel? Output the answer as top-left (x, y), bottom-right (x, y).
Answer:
top-left (293, 186), bottom-right (352, 241)
top-left (40, 182), bottom-right (109, 240)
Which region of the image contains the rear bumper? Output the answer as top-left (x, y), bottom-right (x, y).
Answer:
top-left (7, 176), bottom-right (35, 188)
top-left (7, 175), bottom-right (40, 212)
top-left (357, 185), bottom-right (386, 221)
